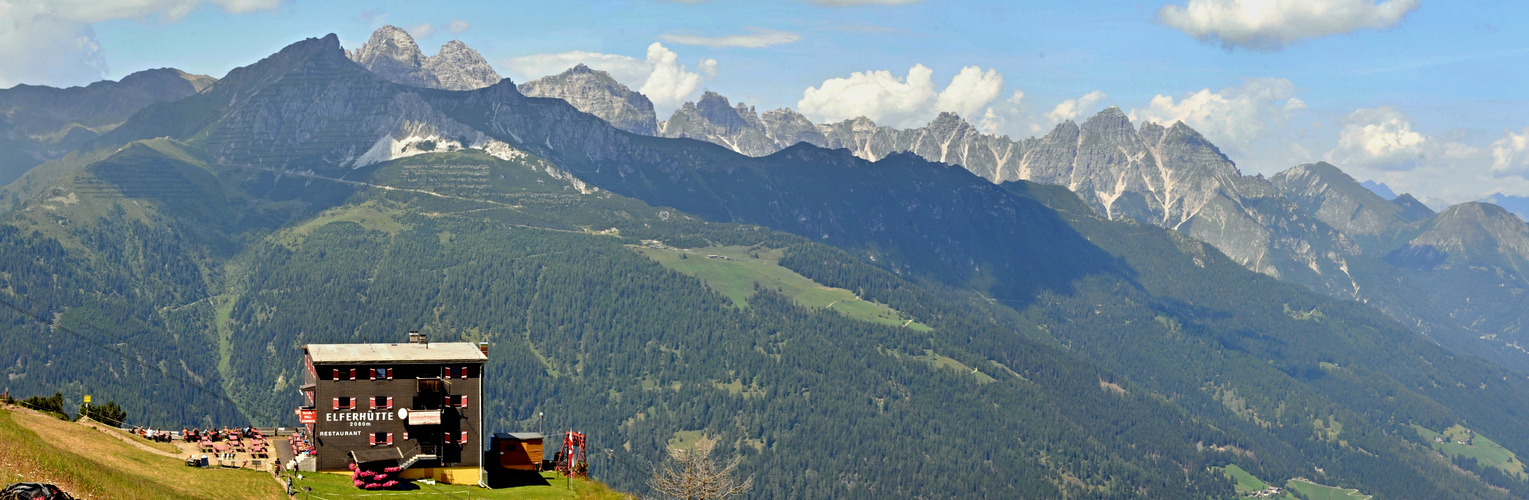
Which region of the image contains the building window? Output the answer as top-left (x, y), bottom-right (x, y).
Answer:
top-left (333, 396), bottom-right (354, 410)
top-left (445, 395), bottom-right (469, 408)
top-left (370, 432), bottom-right (393, 447)
top-left (443, 431), bottom-right (467, 444)
top-left (370, 396), bottom-right (392, 410)
top-left (444, 366), bottom-right (472, 379)
top-left (369, 367), bottom-right (392, 380)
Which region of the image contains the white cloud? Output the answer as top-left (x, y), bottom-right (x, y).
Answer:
top-left (639, 42), bottom-right (717, 108)
top-left (446, 19), bottom-right (470, 34)
top-left (1157, 0), bottom-right (1419, 50)
top-left (934, 66), bottom-right (1004, 120)
top-left (0, 0), bottom-right (283, 88)
top-left (659, 28), bottom-right (801, 48)
top-left (1490, 127), bottom-right (1529, 177)
top-left (407, 23), bottom-right (436, 39)
top-left (1131, 78), bottom-right (1297, 157)
top-left (1327, 107), bottom-right (1429, 170)
top-left (1045, 90), bottom-right (1108, 123)
top-left (797, 64), bottom-right (1009, 128)
top-left (504, 43), bottom-right (715, 112)
top-left (798, 64), bottom-right (936, 127)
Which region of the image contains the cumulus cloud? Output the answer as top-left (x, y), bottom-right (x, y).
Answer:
top-left (0, 0), bottom-right (284, 88)
top-left (798, 64), bottom-right (1008, 128)
top-left (1157, 0), bottom-right (1419, 50)
top-left (407, 23), bottom-right (436, 39)
top-left (1491, 127), bottom-right (1529, 177)
top-left (1131, 78), bottom-right (1298, 157)
top-left (504, 42), bottom-right (716, 112)
top-left (797, 65), bottom-right (936, 127)
top-left (1327, 107), bottom-right (1430, 170)
top-left (934, 66), bottom-right (1004, 120)
top-left (659, 28), bottom-right (801, 48)
top-left (639, 42), bottom-right (718, 108)
top-left (446, 19), bottom-right (470, 34)
top-left (1045, 91), bottom-right (1108, 123)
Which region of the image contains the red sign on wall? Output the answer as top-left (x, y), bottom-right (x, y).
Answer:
top-left (297, 409), bottom-right (317, 424)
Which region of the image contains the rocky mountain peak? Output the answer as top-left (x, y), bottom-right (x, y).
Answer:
top-left (1080, 107), bottom-right (1137, 142)
top-left (347, 26), bottom-right (501, 91)
top-left (424, 39), bottom-right (502, 90)
top-left (348, 26), bottom-right (436, 88)
top-left (691, 91), bottom-right (751, 134)
top-left (928, 111), bottom-right (970, 129)
top-left (1392, 193), bottom-right (1436, 220)
top-left (518, 64), bottom-right (656, 135)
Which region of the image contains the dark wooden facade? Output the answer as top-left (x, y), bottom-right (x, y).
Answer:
top-left (300, 342), bottom-right (486, 479)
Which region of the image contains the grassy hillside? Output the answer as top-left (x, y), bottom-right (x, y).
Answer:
top-left (635, 243), bottom-right (929, 330)
top-left (0, 405), bottom-right (626, 499)
top-left (290, 470), bottom-right (628, 499)
top-left (0, 406), bottom-right (282, 499)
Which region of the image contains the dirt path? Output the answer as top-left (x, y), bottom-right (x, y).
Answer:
top-left (74, 418), bottom-right (183, 459)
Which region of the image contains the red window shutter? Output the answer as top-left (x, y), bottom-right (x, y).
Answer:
top-left (461, 431), bottom-right (468, 444)
top-left (332, 368), bottom-right (339, 380)
top-left (461, 395), bottom-right (468, 409)
top-left (369, 368), bottom-right (376, 381)
top-left (370, 433), bottom-right (377, 447)
top-left (386, 397), bottom-right (393, 409)
top-left (403, 431), bottom-right (409, 441)
top-left (332, 397), bottom-right (339, 410)
top-left (444, 368), bottom-right (451, 379)
top-left (444, 396), bottom-right (451, 407)
top-left (386, 368), bottom-right (393, 380)
top-left (443, 432), bottom-right (452, 443)
top-left (350, 368), bottom-right (356, 381)
top-left (386, 433), bottom-right (394, 446)
top-left (462, 366), bottom-right (468, 378)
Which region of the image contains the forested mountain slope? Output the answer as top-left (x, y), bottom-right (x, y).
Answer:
top-left (2, 33), bottom-right (1529, 498)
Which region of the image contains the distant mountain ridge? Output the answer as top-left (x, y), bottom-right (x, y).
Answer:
top-left (346, 25), bottom-right (501, 91)
top-left (0, 68), bottom-right (213, 186)
top-left (7, 31), bottom-right (1529, 499)
top-left (519, 65), bottom-right (658, 135)
top-left (507, 62), bottom-right (1529, 369)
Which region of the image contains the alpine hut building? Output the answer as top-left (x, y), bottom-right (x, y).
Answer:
top-left (298, 333), bottom-right (487, 484)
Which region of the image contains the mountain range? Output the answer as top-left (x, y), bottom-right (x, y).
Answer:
top-left (4, 27), bottom-right (1529, 498)
top-left (506, 33), bottom-right (1529, 374)
top-left (0, 68), bottom-right (213, 187)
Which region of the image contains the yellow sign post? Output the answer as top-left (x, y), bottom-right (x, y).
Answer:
top-left (84, 395), bottom-right (91, 404)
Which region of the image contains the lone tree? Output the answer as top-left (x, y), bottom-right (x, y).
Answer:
top-left (648, 439), bottom-right (752, 500)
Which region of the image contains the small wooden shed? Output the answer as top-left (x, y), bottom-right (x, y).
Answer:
top-left (493, 432), bottom-right (544, 471)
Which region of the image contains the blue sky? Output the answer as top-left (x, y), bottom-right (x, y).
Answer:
top-left (4, 0), bottom-right (1527, 203)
